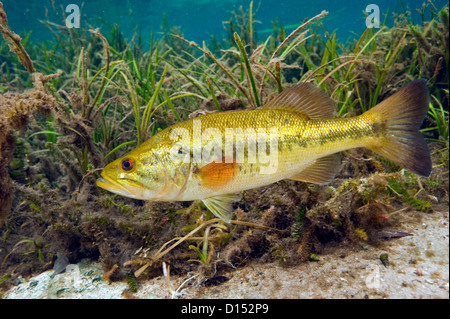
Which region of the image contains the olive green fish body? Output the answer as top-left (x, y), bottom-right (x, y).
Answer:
top-left (97, 80), bottom-right (431, 222)
top-left (122, 109), bottom-right (371, 201)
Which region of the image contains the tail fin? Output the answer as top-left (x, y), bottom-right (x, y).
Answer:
top-left (364, 79), bottom-right (431, 177)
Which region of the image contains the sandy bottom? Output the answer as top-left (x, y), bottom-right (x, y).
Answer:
top-left (3, 207), bottom-right (448, 299)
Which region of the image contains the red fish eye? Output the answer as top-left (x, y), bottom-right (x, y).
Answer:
top-left (121, 159), bottom-right (134, 171)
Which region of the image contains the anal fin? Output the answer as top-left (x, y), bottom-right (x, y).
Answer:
top-left (202, 194), bottom-right (241, 223)
top-left (290, 154), bottom-right (341, 185)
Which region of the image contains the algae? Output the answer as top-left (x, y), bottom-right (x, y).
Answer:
top-left (0, 1), bottom-right (448, 295)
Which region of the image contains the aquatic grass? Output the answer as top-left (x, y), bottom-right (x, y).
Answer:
top-left (135, 47), bottom-right (172, 101)
top-left (188, 224), bottom-right (217, 265)
top-left (368, 32), bottom-right (408, 109)
top-left (270, 10), bottom-right (328, 61)
top-left (141, 64), bottom-right (168, 141)
top-left (312, 6), bottom-right (448, 116)
top-left (163, 57), bottom-right (209, 97)
top-left (86, 60), bottom-right (124, 95)
top-left (85, 29), bottom-right (112, 120)
top-left (234, 32), bottom-right (260, 107)
top-left (206, 77), bottom-right (222, 111)
top-left (121, 63), bottom-right (201, 145)
top-left (386, 177), bottom-right (432, 212)
top-left (170, 10), bottom-right (330, 109)
top-left (121, 69), bottom-right (142, 144)
top-left (28, 130), bottom-right (64, 142)
top-left (148, 92), bottom-right (203, 123)
top-left (223, 1), bottom-right (261, 48)
top-left (163, 89), bottom-right (182, 122)
top-left (102, 140), bottom-right (136, 161)
top-left (421, 95), bottom-right (449, 143)
top-left (248, 1), bottom-right (255, 47)
top-left (173, 34), bottom-right (252, 105)
top-left (339, 27), bottom-right (387, 110)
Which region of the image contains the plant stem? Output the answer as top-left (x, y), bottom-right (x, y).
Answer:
top-left (234, 32), bottom-right (260, 107)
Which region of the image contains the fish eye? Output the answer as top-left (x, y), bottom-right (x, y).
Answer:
top-left (121, 159), bottom-right (134, 171)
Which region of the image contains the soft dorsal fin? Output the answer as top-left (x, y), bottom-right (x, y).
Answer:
top-left (263, 83), bottom-right (335, 119)
top-left (290, 154), bottom-right (341, 185)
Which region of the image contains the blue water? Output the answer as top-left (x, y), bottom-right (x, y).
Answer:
top-left (2, 0), bottom-right (449, 45)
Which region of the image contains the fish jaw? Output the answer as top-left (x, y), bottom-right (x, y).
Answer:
top-left (96, 173), bottom-right (153, 200)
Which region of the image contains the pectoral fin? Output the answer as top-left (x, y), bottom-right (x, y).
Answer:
top-left (290, 154), bottom-right (341, 185)
top-left (196, 160), bottom-right (238, 188)
top-left (202, 194), bottom-right (241, 223)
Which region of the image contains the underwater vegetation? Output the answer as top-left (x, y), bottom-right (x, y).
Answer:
top-left (0, 1), bottom-right (448, 295)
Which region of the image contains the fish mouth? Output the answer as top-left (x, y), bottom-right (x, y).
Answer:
top-left (96, 173), bottom-right (150, 200)
top-left (96, 174), bottom-right (134, 197)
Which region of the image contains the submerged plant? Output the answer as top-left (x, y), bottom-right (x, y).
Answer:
top-left (0, 1), bottom-right (448, 291)
top-left (0, 2), bottom-right (34, 73)
top-left (423, 95), bottom-right (449, 143)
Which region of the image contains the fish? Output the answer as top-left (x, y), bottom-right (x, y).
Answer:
top-left (96, 80), bottom-right (431, 223)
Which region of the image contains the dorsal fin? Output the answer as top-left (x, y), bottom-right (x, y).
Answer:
top-left (263, 83), bottom-right (335, 119)
top-left (290, 154), bottom-right (341, 185)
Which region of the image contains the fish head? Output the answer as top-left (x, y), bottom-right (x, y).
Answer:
top-left (96, 145), bottom-right (167, 201)
top-left (97, 136), bottom-right (192, 201)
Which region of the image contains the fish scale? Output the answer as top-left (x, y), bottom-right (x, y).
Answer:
top-left (97, 80), bottom-right (431, 223)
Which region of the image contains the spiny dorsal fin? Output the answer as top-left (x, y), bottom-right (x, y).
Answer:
top-left (263, 82), bottom-right (335, 119)
top-left (202, 194), bottom-right (241, 223)
top-left (290, 154), bottom-right (341, 185)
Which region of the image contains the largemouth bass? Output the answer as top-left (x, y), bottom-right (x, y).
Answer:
top-left (97, 80), bottom-right (431, 222)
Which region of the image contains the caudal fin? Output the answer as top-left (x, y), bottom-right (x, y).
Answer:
top-left (364, 79), bottom-right (431, 177)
